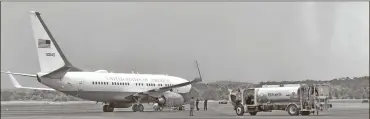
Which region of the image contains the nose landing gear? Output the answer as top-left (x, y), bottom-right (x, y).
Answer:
top-left (102, 103), bottom-right (114, 112)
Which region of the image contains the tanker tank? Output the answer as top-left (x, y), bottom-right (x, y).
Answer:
top-left (254, 86), bottom-right (301, 103)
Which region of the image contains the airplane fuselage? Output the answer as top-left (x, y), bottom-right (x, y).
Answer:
top-left (39, 72), bottom-right (191, 102)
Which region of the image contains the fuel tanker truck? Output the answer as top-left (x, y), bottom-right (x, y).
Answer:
top-left (229, 84), bottom-right (332, 116)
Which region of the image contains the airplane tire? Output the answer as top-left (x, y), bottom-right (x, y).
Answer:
top-left (103, 105), bottom-right (108, 112)
top-left (132, 104), bottom-right (138, 112)
top-left (107, 105), bottom-right (114, 112)
top-left (103, 105), bottom-right (114, 112)
top-left (138, 104), bottom-right (144, 112)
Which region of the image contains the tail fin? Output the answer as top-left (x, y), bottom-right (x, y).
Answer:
top-left (29, 11), bottom-right (81, 77)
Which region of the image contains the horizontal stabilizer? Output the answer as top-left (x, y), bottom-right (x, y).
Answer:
top-left (2, 72), bottom-right (55, 91)
top-left (1, 71), bottom-right (36, 77)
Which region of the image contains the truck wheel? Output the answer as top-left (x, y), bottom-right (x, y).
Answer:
top-left (235, 105), bottom-right (244, 116)
top-left (287, 104), bottom-right (299, 116)
top-left (249, 112), bottom-right (257, 116)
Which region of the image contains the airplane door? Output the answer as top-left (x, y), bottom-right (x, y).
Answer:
top-left (76, 80), bottom-right (84, 97)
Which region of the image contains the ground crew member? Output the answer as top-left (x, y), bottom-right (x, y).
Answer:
top-left (204, 99), bottom-right (208, 111)
top-left (196, 98), bottom-right (199, 111)
top-left (189, 97), bottom-right (195, 116)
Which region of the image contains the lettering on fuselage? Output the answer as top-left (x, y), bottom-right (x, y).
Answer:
top-left (267, 93), bottom-right (282, 97)
top-left (105, 76), bottom-right (170, 83)
top-left (46, 53), bottom-right (55, 57)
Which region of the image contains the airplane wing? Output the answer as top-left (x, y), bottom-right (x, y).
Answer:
top-left (134, 77), bottom-right (202, 97)
top-left (135, 60), bottom-right (203, 97)
top-left (1, 71), bottom-right (55, 91)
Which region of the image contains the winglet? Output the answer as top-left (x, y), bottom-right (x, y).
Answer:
top-left (195, 60), bottom-right (203, 82)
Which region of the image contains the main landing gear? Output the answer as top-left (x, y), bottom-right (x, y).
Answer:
top-left (132, 104), bottom-right (144, 112)
top-left (131, 96), bottom-right (144, 112)
top-left (103, 103), bottom-right (114, 112)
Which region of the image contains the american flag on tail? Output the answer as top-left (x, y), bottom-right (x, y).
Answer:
top-left (38, 39), bottom-right (51, 48)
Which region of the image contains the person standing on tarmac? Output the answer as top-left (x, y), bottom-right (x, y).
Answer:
top-left (189, 97), bottom-right (195, 116)
top-left (196, 98), bottom-right (199, 111)
top-left (204, 99), bottom-right (208, 111)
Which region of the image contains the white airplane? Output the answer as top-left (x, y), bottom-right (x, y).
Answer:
top-left (1, 11), bottom-right (203, 112)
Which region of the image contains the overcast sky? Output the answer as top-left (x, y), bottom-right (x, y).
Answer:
top-left (1, 2), bottom-right (368, 89)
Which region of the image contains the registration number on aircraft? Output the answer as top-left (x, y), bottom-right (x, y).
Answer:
top-left (46, 53), bottom-right (55, 57)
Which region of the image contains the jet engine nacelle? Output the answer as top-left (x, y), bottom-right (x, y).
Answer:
top-left (156, 91), bottom-right (184, 107)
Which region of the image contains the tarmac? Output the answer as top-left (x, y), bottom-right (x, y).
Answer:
top-left (1, 101), bottom-right (369, 119)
